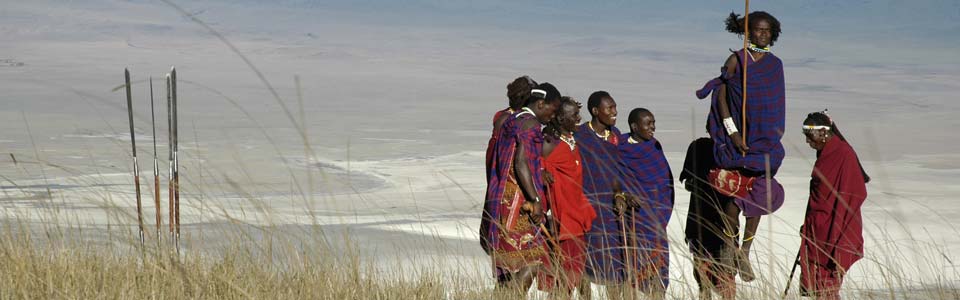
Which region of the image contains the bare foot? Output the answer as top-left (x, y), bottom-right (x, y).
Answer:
top-left (736, 250), bottom-right (755, 282)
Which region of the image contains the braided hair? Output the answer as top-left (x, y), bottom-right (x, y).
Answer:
top-left (506, 76), bottom-right (537, 110)
top-left (804, 111), bottom-right (871, 183)
top-left (725, 11), bottom-right (781, 46)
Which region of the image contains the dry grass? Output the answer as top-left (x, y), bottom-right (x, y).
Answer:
top-left (0, 222), bottom-right (451, 300)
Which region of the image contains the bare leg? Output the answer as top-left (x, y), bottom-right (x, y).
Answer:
top-left (720, 201), bottom-right (741, 275)
top-left (737, 216), bottom-right (760, 281)
top-left (495, 266), bottom-right (538, 297)
top-left (693, 258), bottom-right (713, 300)
top-left (514, 266), bottom-right (537, 291)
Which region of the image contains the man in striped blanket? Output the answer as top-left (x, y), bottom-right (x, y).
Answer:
top-left (483, 83), bottom-right (561, 292)
top-left (616, 108), bottom-right (675, 298)
top-left (695, 11), bottom-right (786, 282)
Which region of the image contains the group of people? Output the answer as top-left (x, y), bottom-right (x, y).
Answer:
top-left (479, 11), bottom-right (869, 300)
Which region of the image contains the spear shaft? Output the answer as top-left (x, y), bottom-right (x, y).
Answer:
top-left (150, 77), bottom-right (161, 243)
top-left (741, 0), bottom-right (750, 156)
top-left (166, 74), bottom-right (175, 240)
top-left (171, 67), bottom-right (180, 249)
top-left (125, 69), bottom-right (144, 246)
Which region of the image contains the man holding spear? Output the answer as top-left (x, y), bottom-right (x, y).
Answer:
top-left (695, 10), bottom-right (786, 282)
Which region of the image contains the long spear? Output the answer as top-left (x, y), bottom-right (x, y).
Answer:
top-left (150, 77), bottom-right (162, 243)
top-left (124, 69), bottom-right (145, 246)
top-left (171, 67), bottom-right (180, 249)
top-left (166, 74), bottom-right (175, 241)
top-left (741, 0), bottom-right (750, 156)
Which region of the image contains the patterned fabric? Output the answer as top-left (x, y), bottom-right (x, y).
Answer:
top-left (618, 135), bottom-right (674, 288)
top-left (481, 108), bottom-right (512, 253)
top-left (575, 124), bottom-right (652, 285)
top-left (482, 111), bottom-right (549, 274)
top-left (485, 108), bottom-right (512, 181)
top-left (696, 49), bottom-right (786, 174)
top-left (737, 171), bottom-right (785, 217)
top-left (800, 138), bottom-right (866, 297)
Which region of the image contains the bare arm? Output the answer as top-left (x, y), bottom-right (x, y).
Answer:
top-left (718, 53), bottom-right (749, 152)
top-left (541, 136), bottom-right (558, 185)
top-left (514, 119), bottom-right (543, 217)
top-left (493, 112), bottom-right (510, 131)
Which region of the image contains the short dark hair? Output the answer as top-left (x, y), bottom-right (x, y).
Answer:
top-left (725, 11), bottom-right (781, 46)
top-left (528, 82), bottom-right (561, 106)
top-left (627, 107), bottom-right (652, 126)
top-left (587, 91), bottom-right (612, 116)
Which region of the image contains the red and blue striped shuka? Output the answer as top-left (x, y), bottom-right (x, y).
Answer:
top-left (482, 111), bottom-right (549, 276)
top-left (618, 135), bottom-right (675, 289)
top-left (481, 108), bottom-right (513, 254)
top-left (575, 124), bottom-right (645, 284)
top-left (696, 49), bottom-right (786, 175)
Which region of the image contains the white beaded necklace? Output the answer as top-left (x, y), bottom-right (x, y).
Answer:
top-left (587, 122), bottom-right (609, 140)
top-left (559, 132), bottom-right (576, 151)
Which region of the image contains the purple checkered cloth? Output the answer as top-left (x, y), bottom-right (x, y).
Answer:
top-left (576, 124), bottom-right (659, 284)
top-left (696, 49), bottom-right (786, 175)
top-left (480, 111), bottom-right (547, 274)
top-left (618, 135), bottom-right (674, 287)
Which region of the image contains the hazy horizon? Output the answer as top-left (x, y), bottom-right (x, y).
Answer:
top-left (1, 1), bottom-right (958, 297)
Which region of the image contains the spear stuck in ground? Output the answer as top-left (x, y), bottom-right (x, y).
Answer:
top-left (124, 69), bottom-right (145, 246)
top-left (166, 74), bottom-right (172, 236)
top-left (171, 67), bottom-right (181, 249)
top-left (149, 77), bottom-right (162, 244)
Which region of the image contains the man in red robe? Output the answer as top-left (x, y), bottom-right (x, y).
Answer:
top-left (798, 111), bottom-right (869, 300)
top-left (539, 97), bottom-right (597, 299)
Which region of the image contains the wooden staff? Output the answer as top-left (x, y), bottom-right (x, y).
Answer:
top-left (124, 69), bottom-right (145, 246)
top-left (540, 181), bottom-right (561, 250)
top-left (741, 0), bottom-right (750, 156)
top-left (782, 243), bottom-right (802, 299)
top-left (630, 209), bottom-right (641, 292)
top-left (617, 199), bottom-right (634, 296)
